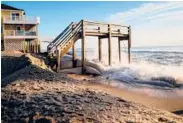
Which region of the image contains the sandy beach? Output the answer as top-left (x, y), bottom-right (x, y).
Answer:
top-left (2, 1), bottom-right (183, 123)
top-left (1, 52), bottom-right (183, 122)
top-left (68, 74), bottom-right (183, 114)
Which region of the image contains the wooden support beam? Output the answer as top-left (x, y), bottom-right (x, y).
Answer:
top-left (34, 40), bottom-right (36, 53)
top-left (128, 26), bottom-right (131, 64)
top-left (34, 43), bottom-right (36, 53)
top-left (98, 37), bottom-right (102, 61)
top-left (27, 41), bottom-right (29, 53)
top-left (33, 43), bottom-right (36, 53)
top-left (30, 43), bottom-right (32, 53)
top-left (118, 38), bottom-right (121, 62)
top-left (108, 24), bottom-right (112, 66)
top-left (56, 49), bottom-right (61, 72)
top-left (72, 42), bottom-right (76, 68)
top-left (23, 24), bottom-right (25, 53)
top-left (82, 20), bottom-right (86, 73)
top-left (36, 39), bottom-right (39, 53)
top-left (38, 43), bottom-right (41, 53)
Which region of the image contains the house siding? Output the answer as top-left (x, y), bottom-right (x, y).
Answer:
top-left (1, 5), bottom-right (39, 53)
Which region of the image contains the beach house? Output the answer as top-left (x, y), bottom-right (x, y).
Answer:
top-left (1, 4), bottom-right (40, 53)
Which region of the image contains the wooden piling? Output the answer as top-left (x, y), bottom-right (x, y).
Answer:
top-left (98, 37), bottom-right (102, 61)
top-left (82, 20), bottom-right (86, 73)
top-left (72, 42), bottom-right (76, 68)
top-left (50, 20), bottom-right (131, 73)
top-left (36, 39), bottom-right (39, 53)
top-left (30, 44), bottom-right (32, 53)
top-left (108, 24), bottom-right (112, 65)
top-left (27, 41), bottom-right (30, 53)
top-left (118, 38), bottom-right (121, 62)
top-left (128, 26), bottom-right (131, 64)
top-left (57, 49), bottom-right (61, 72)
top-left (35, 43), bottom-right (37, 53)
top-left (23, 24), bottom-right (25, 53)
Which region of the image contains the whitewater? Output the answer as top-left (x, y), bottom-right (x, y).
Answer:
top-left (76, 46), bottom-right (183, 98)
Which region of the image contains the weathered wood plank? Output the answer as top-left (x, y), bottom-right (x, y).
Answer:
top-left (57, 49), bottom-right (61, 72)
top-left (128, 26), bottom-right (131, 64)
top-left (98, 37), bottom-right (102, 61)
top-left (118, 38), bottom-right (121, 62)
top-left (72, 42), bottom-right (76, 68)
top-left (36, 39), bottom-right (39, 53)
top-left (82, 20), bottom-right (86, 73)
top-left (108, 24), bottom-right (112, 66)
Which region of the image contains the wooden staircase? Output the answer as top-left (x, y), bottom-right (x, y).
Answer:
top-left (47, 21), bottom-right (81, 57)
top-left (47, 20), bottom-right (131, 72)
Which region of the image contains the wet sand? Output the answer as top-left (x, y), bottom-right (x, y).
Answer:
top-left (68, 74), bottom-right (183, 115)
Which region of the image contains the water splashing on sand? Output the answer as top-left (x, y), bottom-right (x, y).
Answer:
top-left (77, 46), bottom-right (183, 91)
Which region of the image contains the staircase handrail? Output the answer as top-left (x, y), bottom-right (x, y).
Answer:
top-left (56, 20), bottom-right (82, 50)
top-left (48, 22), bottom-right (77, 50)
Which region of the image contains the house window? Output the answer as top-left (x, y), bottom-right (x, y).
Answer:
top-left (11, 13), bottom-right (20, 21)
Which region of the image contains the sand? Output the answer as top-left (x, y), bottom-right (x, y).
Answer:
top-left (68, 74), bottom-right (183, 113)
top-left (1, 52), bottom-right (183, 122)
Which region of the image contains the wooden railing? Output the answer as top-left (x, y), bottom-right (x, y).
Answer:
top-left (84, 20), bottom-right (129, 34)
top-left (48, 20), bottom-right (130, 55)
top-left (48, 22), bottom-right (77, 48)
top-left (3, 15), bottom-right (40, 24)
top-left (56, 20), bottom-right (82, 49)
top-left (47, 22), bottom-right (78, 53)
top-left (4, 30), bottom-right (37, 36)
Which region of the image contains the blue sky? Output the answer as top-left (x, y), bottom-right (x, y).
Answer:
top-left (2, 1), bottom-right (145, 37)
top-left (2, 1), bottom-right (183, 48)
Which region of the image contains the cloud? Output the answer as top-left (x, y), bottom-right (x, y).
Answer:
top-left (108, 2), bottom-right (183, 47)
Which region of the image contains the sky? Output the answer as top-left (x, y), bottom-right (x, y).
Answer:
top-left (2, 1), bottom-right (183, 49)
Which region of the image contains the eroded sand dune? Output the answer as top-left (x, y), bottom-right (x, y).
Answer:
top-left (1, 52), bottom-right (183, 123)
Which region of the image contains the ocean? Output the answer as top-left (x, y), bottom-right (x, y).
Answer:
top-left (75, 46), bottom-right (183, 97)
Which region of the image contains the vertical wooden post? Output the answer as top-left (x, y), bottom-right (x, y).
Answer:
top-left (36, 39), bottom-right (39, 53)
top-left (108, 24), bottom-right (112, 66)
top-left (34, 41), bottom-right (37, 53)
top-left (98, 37), bottom-right (102, 61)
top-left (118, 37), bottom-right (121, 62)
top-left (72, 42), bottom-right (76, 68)
top-left (34, 40), bottom-right (37, 53)
top-left (23, 24), bottom-right (25, 53)
top-left (38, 44), bottom-right (40, 53)
top-left (30, 43), bottom-right (32, 53)
top-left (38, 39), bottom-right (41, 53)
top-left (35, 24), bottom-right (39, 53)
top-left (32, 42), bottom-right (34, 53)
top-left (128, 26), bottom-right (131, 64)
top-left (27, 41), bottom-right (29, 53)
top-left (57, 49), bottom-right (61, 72)
top-left (82, 20), bottom-right (86, 73)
